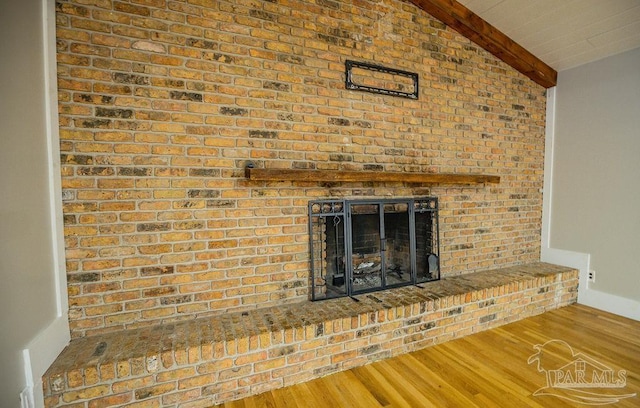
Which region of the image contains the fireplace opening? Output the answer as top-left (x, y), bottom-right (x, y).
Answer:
top-left (309, 198), bottom-right (439, 300)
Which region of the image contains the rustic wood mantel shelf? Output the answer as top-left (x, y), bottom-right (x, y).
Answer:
top-left (245, 167), bottom-right (500, 185)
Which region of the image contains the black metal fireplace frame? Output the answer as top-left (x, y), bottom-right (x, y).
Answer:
top-left (309, 197), bottom-right (440, 300)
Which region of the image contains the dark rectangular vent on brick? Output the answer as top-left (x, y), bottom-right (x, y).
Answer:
top-left (309, 197), bottom-right (439, 300)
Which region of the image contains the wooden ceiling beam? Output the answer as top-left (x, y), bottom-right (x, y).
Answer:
top-left (409, 0), bottom-right (557, 88)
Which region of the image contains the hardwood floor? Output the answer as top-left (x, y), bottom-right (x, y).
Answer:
top-left (215, 304), bottom-right (640, 407)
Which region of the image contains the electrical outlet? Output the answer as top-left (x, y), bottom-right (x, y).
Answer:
top-left (588, 269), bottom-right (596, 282)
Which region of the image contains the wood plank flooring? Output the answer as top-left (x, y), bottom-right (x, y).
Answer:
top-left (215, 304), bottom-right (640, 407)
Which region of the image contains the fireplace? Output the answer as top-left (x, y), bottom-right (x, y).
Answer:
top-left (309, 197), bottom-right (440, 300)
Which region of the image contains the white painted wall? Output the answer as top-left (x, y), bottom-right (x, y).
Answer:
top-left (0, 0), bottom-right (69, 406)
top-left (543, 47), bottom-right (640, 319)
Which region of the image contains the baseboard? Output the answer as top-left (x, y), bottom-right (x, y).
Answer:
top-left (578, 286), bottom-right (640, 321)
top-left (20, 386), bottom-right (34, 408)
top-left (541, 248), bottom-right (640, 321)
top-left (23, 314), bottom-right (70, 408)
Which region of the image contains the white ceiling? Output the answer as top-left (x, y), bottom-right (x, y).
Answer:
top-left (457, 0), bottom-right (640, 71)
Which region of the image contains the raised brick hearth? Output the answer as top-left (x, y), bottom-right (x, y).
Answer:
top-left (44, 263), bottom-right (577, 407)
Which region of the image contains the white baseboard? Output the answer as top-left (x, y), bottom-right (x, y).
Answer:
top-left (23, 314), bottom-right (70, 408)
top-left (542, 248), bottom-right (640, 321)
top-left (578, 286), bottom-right (640, 322)
top-left (20, 386), bottom-right (34, 408)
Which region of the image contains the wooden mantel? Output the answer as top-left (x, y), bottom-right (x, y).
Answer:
top-left (409, 0), bottom-right (557, 88)
top-left (245, 167), bottom-right (500, 185)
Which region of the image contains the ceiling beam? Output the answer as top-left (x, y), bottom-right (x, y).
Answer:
top-left (409, 0), bottom-right (557, 88)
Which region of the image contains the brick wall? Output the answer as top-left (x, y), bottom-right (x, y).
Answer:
top-left (56, 0), bottom-right (547, 338)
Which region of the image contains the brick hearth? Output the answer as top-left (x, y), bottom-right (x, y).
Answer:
top-left (43, 263), bottom-right (577, 407)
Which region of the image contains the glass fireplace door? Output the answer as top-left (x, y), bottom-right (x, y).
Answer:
top-left (309, 197), bottom-right (439, 301)
top-left (382, 202), bottom-right (412, 288)
top-left (347, 200), bottom-right (412, 295)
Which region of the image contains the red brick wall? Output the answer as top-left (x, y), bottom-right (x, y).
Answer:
top-left (56, 0), bottom-right (547, 338)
